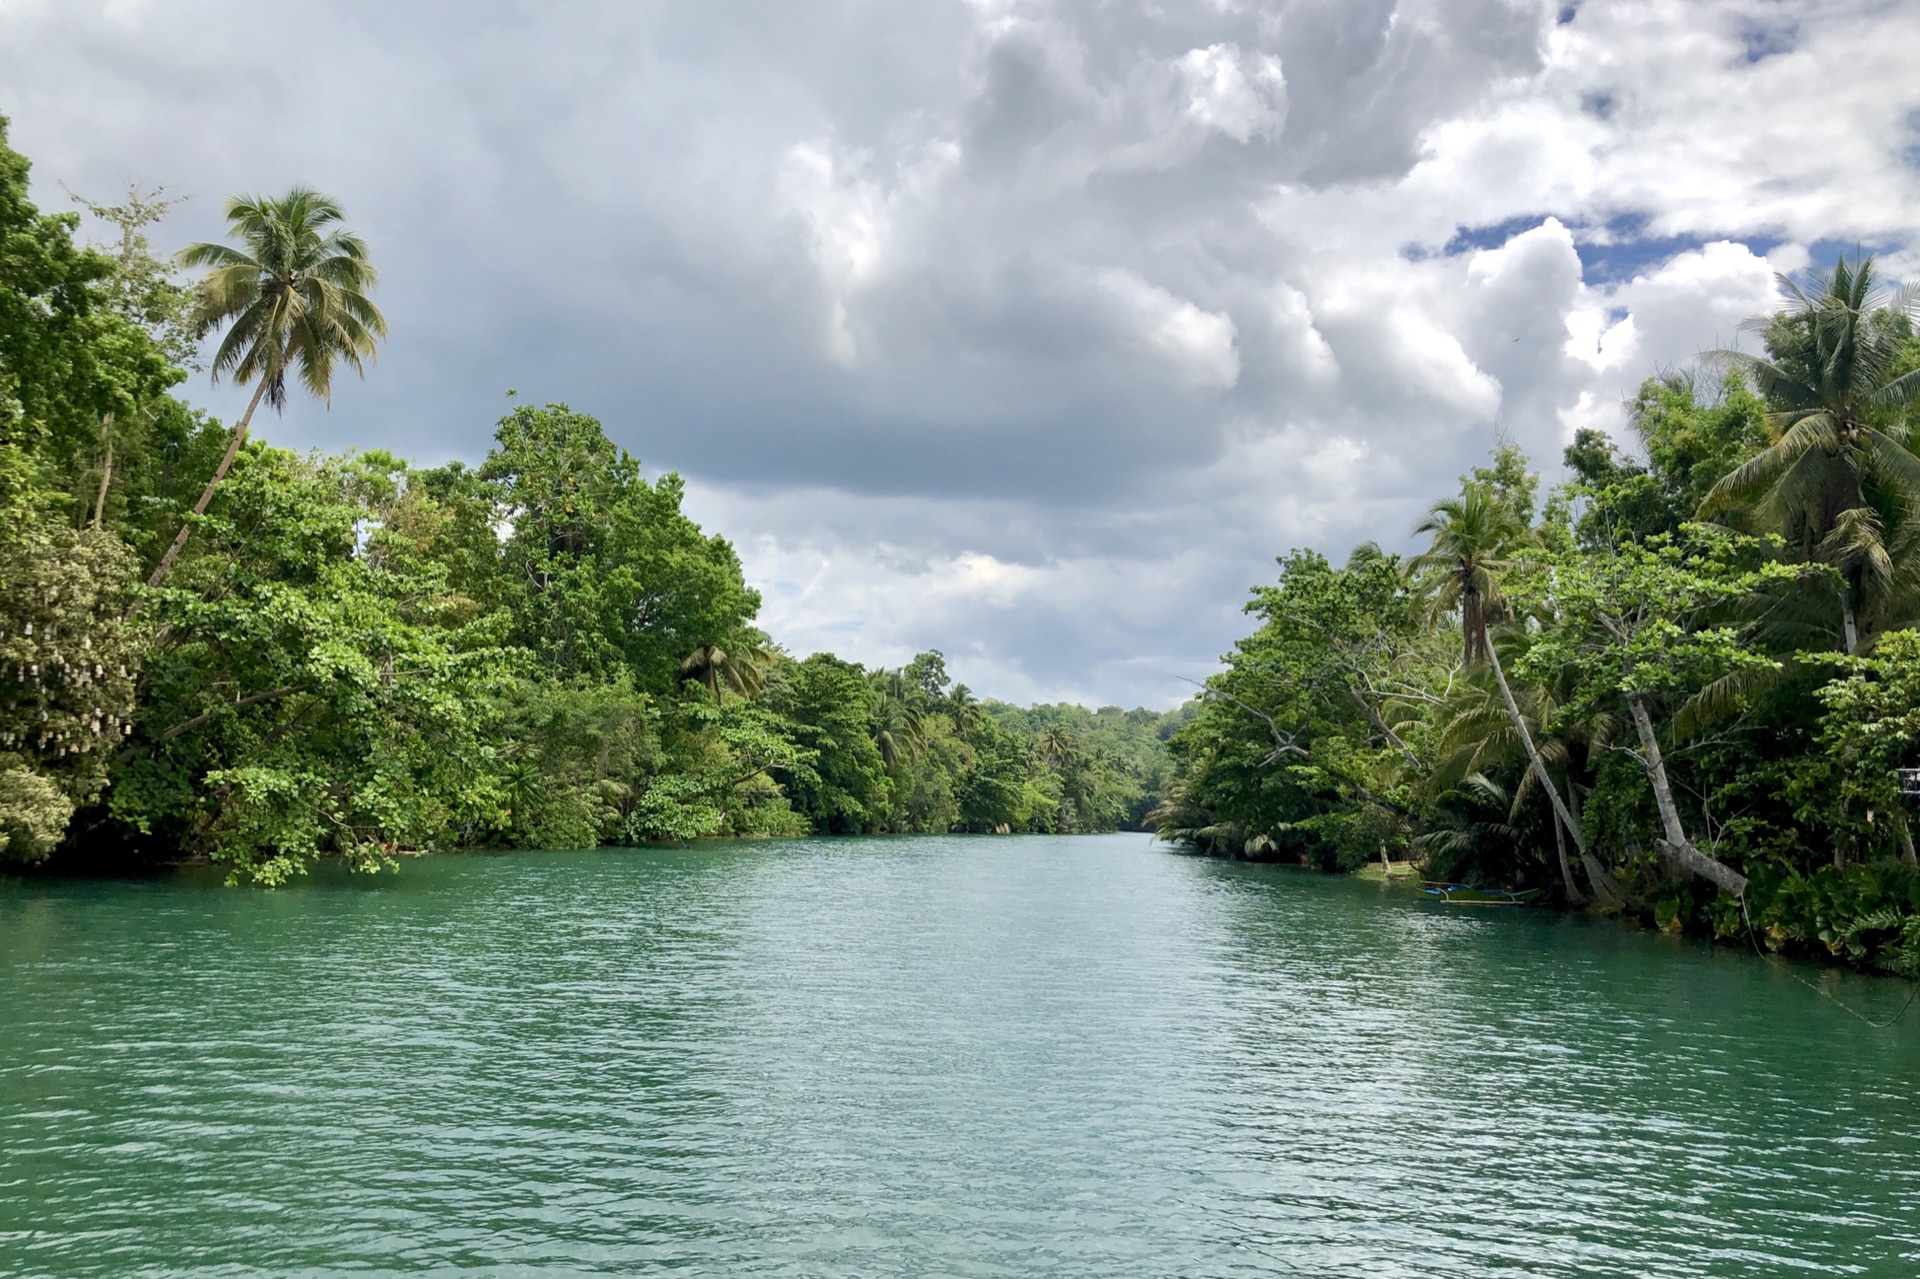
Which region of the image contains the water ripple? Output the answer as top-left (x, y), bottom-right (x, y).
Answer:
top-left (5, 835), bottom-right (1920, 1277)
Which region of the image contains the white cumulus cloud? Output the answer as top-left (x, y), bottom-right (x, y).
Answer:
top-left (6, 0), bottom-right (1919, 705)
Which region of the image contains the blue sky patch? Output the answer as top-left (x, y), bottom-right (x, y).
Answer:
top-left (1442, 214), bottom-right (1554, 256)
top-left (1431, 210), bottom-right (1793, 286)
top-left (1804, 238), bottom-right (1907, 275)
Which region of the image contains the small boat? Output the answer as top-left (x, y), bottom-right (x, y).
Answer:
top-left (1420, 881), bottom-right (1542, 905)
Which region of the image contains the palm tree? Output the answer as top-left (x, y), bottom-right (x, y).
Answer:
top-left (680, 642), bottom-right (769, 704)
top-left (147, 187), bottom-right (386, 588)
top-left (1699, 256), bottom-right (1920, 653)
top-left (1412, 483), bottom-right (1591, 865)
top-left (870, 670), bottom-right (929, 768)
top-left (1034, 726), bottom-right (1073, 770)
top-left (946, 684), bottom-right (984, 734)
top-left (1431, 673), bottom-right (1626, 906)
top-left (1409, 485), bottom-right (1527, 668)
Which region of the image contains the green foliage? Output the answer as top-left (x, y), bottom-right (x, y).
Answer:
top-left (0, 764), bottom-right (72, 862)
top-left (0, 122), bottom-right (1180, 881)
top-left (0, 115), bottom-right (181, 526)
top-left (768, 654), bottom-right (893, 833)
top-left (1155, 545), bottom-right (1441, 868)
top-left (479, 402), bottom-right (762, 685)
top-left (1811, 630), bottom-right (1920, 864)
top-left (1562, 375), bottom-right (1772, 550)
top-left (1167, 393), bottom-right (1920, 978)
top-left (114, 448), bottom-right (518, 883)
top-left (1703, 860), bottom-right (1920, 976)
top-left (0, 118), bottom-right (174, 860)
top-left (65, 183), bottom-right (201, 371)
top-left (1516, 525), bottom-right (1791, 707)
top-left (0, 526), bottom-right (145, 855)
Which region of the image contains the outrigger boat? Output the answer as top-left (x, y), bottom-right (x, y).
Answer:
top-left (1420, 881), bottom-right (1542, 905)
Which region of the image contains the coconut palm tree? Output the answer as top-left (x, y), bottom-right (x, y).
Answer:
top-left (1412, 483), bottom-right (1591, 864)
top-left (1431, 671), bottom-right (1627, 906)
top-left (870, 670), bottom-right (929, 768)
top-left (147, 187), bottom-right (386, 588)
top-left (947, 684), bottom-right (984, 734)
top-left (1409, 484), bottom-right (1528, 668)
top-left (1034, 726), bottom-right (1073, 770)
top-left (680, 642), bottom-right (769, 704)
top-left (1699, 256), bottom-right (1920, 653)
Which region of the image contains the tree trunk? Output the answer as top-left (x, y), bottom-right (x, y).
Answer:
top-left (1579, 850), bottom-right (1629, 909)
top-left (91, 415), bottom-right (114, 531)
top-left (1463, 586), bottom-right (1484, 667)
top-left (1625, 689), bottom-right (1748, 897)
top-left (146, 379), bottom-right (270, 589)
top-left (1349, 685), bottom-right (1421, 771)
top-left (1842, 593), bottom-right (1859, 656)
top-left (1484, 627), bottom-right (1588, 853)
top-left (1898, 814), bottom-right (1918, 870)
top-left (1553, 810), bottom-right (1587, 906)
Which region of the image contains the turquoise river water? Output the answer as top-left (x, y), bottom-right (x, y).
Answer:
top-left (4, 833), bottom-right (1920, 1277)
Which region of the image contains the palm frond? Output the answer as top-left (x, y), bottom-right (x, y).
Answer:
top-left (1671, 662), bottom-right (1785, 739)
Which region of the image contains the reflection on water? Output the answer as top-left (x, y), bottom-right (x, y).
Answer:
top-left (4, 835), bottom-right (1918, 1277)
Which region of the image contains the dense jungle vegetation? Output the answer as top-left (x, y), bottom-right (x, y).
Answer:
top-left (0, 120), bottom-right (1177, 885)
top-left (1154, 259), bottom-right (1920, 976)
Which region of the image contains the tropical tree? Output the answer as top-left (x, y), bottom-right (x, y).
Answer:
top-left (870, 669), bottom-right (930, 769)
top-left (1412, 478), bottom-right (1594, 872)
top-left (1035, 725), bottom-right (1073, 770)
top-left (1430, 677), bottom-right (1593, 905)
top-left (679, 642), bottom-right (769, 704)
top-left (1410, 483), bottom-right (1528, 668)
top-left (1519, 526), bottom-right (1799, 898)
top-left (947, 684), bottom-right (984, 734)
top-left (1699, 256), bottom-right (1920, 653)
top-left (148, 187), bottom-right (385, 588)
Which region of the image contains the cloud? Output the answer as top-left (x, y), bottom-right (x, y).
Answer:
top-left (4, 0), bottom-right (1919, 706)
top-left (1176, 43), bottom-right (1287, 143)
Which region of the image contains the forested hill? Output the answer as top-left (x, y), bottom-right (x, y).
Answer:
top-left (1153, 272), bottom-right (1920, 977)
top-left (0, 119), bottom-right (1177, 885)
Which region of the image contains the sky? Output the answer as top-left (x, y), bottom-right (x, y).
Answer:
top-left (5, 0), bottom-right (1920, 708)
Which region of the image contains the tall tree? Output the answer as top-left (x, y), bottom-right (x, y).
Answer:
top-left (1519, 527), bottom-right (1799, 898)
top-left (147, 188), bottom-right (385, 588)
top-left (1411, 484), bottom-right (1527, 669)
top-left (1413, 478), bottom-right (1593, 890)
top-left (680, 642), bottom-right (770, 704)
top-left (1699, 256), bottom-right (1920, 653)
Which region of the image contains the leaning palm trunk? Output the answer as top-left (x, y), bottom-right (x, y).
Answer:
top-left (1552, 812), bottom-right (1586, 906)
top-left (1624, 690), bottom-right (1748, 897)
top-left (1483, 626), bottom-right (1587, 856)
top-left (1579, 849), bottom-right (1630, 909)
top-left (146, 379), bottom-right (270, 589)
top-left (1483, 625), bottom-right (1602, 906)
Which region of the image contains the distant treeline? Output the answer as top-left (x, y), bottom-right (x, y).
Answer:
top-left (1154, 257), bottom-right (1920, 976)
top-left (0, 119), bottom-right (1178, 885)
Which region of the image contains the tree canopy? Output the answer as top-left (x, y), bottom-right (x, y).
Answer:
top-left (0, 122), bottom-right (1175, 883)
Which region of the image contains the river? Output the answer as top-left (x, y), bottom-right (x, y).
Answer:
top-left (4, 833), bottom-right (1918, 1276)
